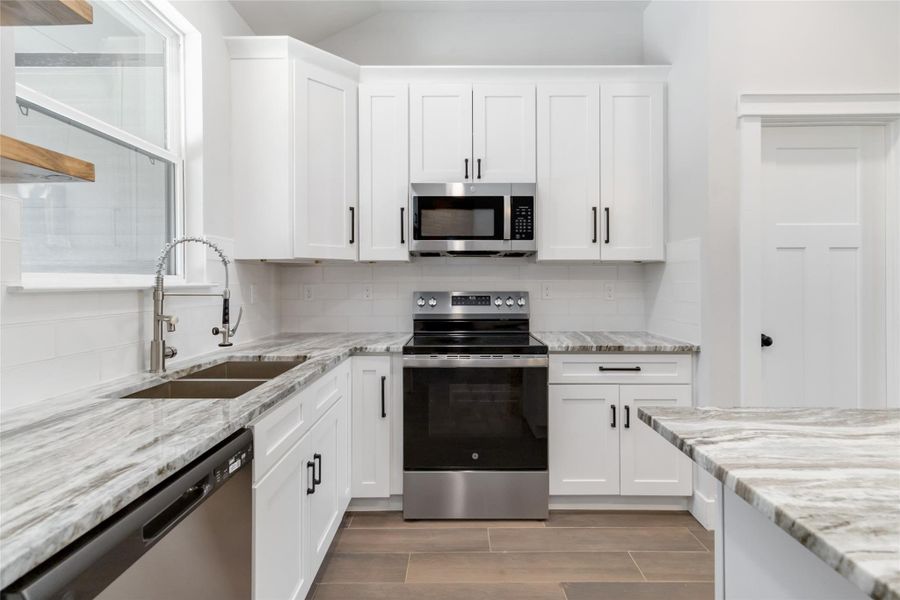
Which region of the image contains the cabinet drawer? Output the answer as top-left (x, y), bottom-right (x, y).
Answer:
top-left (252, 359), bottom-right (350, 483)
top-left (549, 353), bottom-right (692, 385)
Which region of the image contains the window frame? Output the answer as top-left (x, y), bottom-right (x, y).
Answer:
top-left (15, 0), bottom-right (194, 290)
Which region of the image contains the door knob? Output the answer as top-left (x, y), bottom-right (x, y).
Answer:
top-left (761, 334), bottom-right (774, 347)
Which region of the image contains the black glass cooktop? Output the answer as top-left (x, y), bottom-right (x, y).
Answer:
top-left (403, 333), bottom-right (548, 355)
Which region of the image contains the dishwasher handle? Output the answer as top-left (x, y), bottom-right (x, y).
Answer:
top-left (141, 478), bottom-right (212, 543)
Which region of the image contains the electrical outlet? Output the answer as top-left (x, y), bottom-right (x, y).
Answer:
top-left (304, 285), bottom-right (314, 301)
top-left (603, 282), bottom-right (616, 301)
top-left (363, 285), bottom-right (373, 300)
top-left (249, 284), bottom-right (257, 305)
top-left (542, 283), bottom-right (553, 299)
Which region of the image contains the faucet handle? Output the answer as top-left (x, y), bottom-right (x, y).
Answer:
top-left (166, 315), bottom-right (178, 333)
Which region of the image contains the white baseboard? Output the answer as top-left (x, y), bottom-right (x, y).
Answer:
top-left (549, 495), bottom-right (689, 510)
top-left (348, 495), bottom-right (403, 511)
top-left (689, 488), bottom-right (717, 530)
top-left (348, 495), bottom-right (695, 513)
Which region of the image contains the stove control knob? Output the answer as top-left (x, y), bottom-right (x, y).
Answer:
top-left (428, 297), bottom-right (437, 307)
top-left (494, 297), bottom-right (503, 307)
top-left (506, 296), bottom-right (514, 307)
top-left (416, 296), bottom-right (426, 307)
top-left (517, 297), bottom-right (526, 307)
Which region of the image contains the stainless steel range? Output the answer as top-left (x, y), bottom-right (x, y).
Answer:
top-left (402, 291), bottom-right (549, 520)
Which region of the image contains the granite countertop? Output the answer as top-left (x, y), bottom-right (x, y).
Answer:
top-left (638, 407), bottom-right (900, 600)
top-left (532, 330), bottom-right (698, 352)
top-left (0, 332), bottom-right (410, 589)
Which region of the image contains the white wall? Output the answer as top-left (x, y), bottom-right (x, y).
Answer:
top-left (315, 9), bottom-right (645, 65)
top-left (278, 259), bottom-right (648, 333)
top-left (0, 1), bottom-right (282, 412)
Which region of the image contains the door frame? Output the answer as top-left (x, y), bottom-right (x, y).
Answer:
top-left (738, 93), bottom-right (900, 407)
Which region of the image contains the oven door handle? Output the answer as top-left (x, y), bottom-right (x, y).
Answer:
top-left (402, 356), bottom-right (548, 368)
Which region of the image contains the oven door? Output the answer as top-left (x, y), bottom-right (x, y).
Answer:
top-left (403, 356), bottom-right (548, 471)
top-left (411, 195), bottom-right (509, 252)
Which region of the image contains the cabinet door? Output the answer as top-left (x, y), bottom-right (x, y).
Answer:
top-left (294, 61), bottom-right (358, 260)
top-left (351, 356), bottom-right (392, 498)
top-left (536, 84), bottom-right (601, 261)
top-left (619, 385), bottom-right (693, 496)
top-left (600, 82), bottom-right (665, 261)
top-left (473, 84), bottom-right (536, 183)
top-left (359, 84), bottom-right (410, 261)
top-left (549, 384), bottom-right (619, 495)
top-left (409, 84), bottom-right (472, 183)
top-left (304, 402), bottom-right (342, 578)
top-left (252, 437), bottom-right (309, 600)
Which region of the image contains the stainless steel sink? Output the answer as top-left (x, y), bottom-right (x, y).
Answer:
top-left (178, 359), bottom-right (306, 380)
top-left (123, 379), bottom-right (267, 399)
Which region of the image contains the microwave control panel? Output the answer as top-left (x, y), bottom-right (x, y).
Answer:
top-left (511, 197), bottom-right (534, 240)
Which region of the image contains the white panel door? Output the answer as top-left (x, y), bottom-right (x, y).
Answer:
top-left (600, 82), bottom-right (665, 261)
top-left (304, 402), bottom-right (342, 578)
top-left (294, 61), bottom-right (358, 260)
top-left (410, 84), bottom-right (472, 183)
top-left (761, 126), bottom-right (887, 408)
top-left (536, 84), bottom-right (601, 261)
top-left (619, 385), bottom-right (693, 496)
top-left (473, 84), bottom-right (536, 183)
top-left (359, 84), bottom-right (409, 261)
top-left (549, 384), bottom-right (620, 495)
top-left (252, 437), bottom-right (308, 600)
top-left (351, 356), bottom-right (391, 498)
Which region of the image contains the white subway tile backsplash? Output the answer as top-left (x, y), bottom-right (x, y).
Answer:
top-left (277, 259), bottom-right (650, 333)
top-left (0, 323), bottom-right (55, 367)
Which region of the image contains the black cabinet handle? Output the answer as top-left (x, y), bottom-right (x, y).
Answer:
top-left (400, 207), bottom-right (405, 244)
top-left (599, 366), bottom-right (642, 372)
top-left (761, 333), bottom-right (774, 347)
top-left (604, 207), bottom-right (610, 244)
top-left (477, 158), bottom-right (482, 179)
top-left (610, 404), bottom-right (617, 428)
top-left (464, 158), bottom-right (469, 179)
top-left (306, 460), bottom-right (316, 494)
top-left (380, 375), bottom-right (387, 418)
top-left (313, 453), bottom-right (322, 485)
top-left (349, 207), bottom-right (355, 244)
top-left (592, 207), bottom-right (598, 243)
top-left (624, 405), bottom-right (630, 429)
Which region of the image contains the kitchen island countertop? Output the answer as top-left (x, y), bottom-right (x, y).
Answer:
top-left (638, 406), bottom-right (900, 600)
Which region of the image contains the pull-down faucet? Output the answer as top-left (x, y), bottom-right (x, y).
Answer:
top-left (150, 236), bottom-right (242, 373)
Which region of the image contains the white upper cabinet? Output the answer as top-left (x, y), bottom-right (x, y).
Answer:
top-left (600, 82), bottom-right (665, 261)
top-left (536, 84), bottom-right (601, 261)
top-left (228, 37), bottom-right (358, 261)
top-left (472, 84), bottom-right (536, 183)
top-left (295, 62), bottom-right (358, 261)
top-left (359, 84), bottom-right (409, 261)
top-left (410, 84), bottom-right (472, 183)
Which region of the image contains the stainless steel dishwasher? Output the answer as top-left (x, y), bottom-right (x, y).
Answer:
top-left (2, 430), bottom-right (253, 600)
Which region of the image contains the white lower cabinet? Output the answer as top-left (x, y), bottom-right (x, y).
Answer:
top-left (619, 385), bottom-right (693, 496)
top-left (549, 354), bottom-right (693, 497)
top-left (549, 384), bottom-right (620, 495)
top-left (351, 356), bottom-right (392, 498)
top-left (251, 359), bottom-right (351, 600)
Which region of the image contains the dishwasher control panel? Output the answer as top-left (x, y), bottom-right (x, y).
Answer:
top-left (213, 444), bottom-right (253, 485)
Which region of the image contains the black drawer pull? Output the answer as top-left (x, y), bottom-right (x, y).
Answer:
top-left (349, 207), bottom-right (355, 244)
top-left (477, 158), bottom-right (482, 179)
top-left (598, 366), bottom-right (642, 372)
top-left (604, 207), bottom-right (610, 244)
top-left (380, 375), bottom-right (387, 418)
top-left (306, 461), bottom-right (316, 494)
top-left (464, 158), bottom-right (469, 179)
top-left (610, 404), bottom-right (616, 428)
top-left (313, 453), bottom-right (322, 485)
top-left (400, 207), bottom-right (405, 244)
top-left (624, 405), bottom-right (630, 429)
top-left (592, 207), bottom-right (598, 243)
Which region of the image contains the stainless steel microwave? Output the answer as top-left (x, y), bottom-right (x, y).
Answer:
top-left (409, 183), bottom-right (536, 257)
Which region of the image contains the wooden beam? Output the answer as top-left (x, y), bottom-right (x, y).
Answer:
top-left (0, 0), bottom-right (92, 27)
top-left (0, 135), bottom-right (95, 183)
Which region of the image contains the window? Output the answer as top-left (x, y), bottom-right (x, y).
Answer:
top-left (13, 0), bottom-right (184, 280)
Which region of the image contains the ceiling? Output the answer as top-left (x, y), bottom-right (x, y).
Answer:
top-left (229, 0), bottom-right (651, 43)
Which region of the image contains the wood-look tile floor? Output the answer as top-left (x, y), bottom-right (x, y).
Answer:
top-left (312, 511), bottom-right (714, 600)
